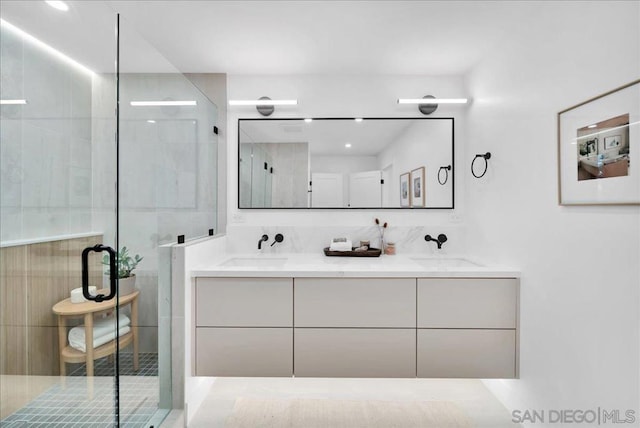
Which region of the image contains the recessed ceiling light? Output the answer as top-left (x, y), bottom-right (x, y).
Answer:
top-left (304, 118), bottom-right (313, 123)
top-left (0, 19), bottom-right (93, 75)
top-left (355, 118), bottom-right (363, 122)
top-left (147, 120), bottom-right (156, 124)
top-left (130, 101), bottom-right (197, 106)
top-left (229, 99), bottom-right (297, 106)
top-left (0, 99), bottom-right (27, 105)
top-left (45, 1), bottom-right (69, 11)
top-left (345, 143), bottom-right (352, 148)
top-left (398, 98), bottom-right (468, 104)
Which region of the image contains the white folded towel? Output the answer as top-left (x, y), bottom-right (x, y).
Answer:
top-left (68, 313), bottom-right (131, 352)
top-left (329, 238), bottom-right (353, 252)
top-left (69, 326), bottom-right (131, 352)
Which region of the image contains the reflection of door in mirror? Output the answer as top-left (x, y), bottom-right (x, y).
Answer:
top-left (311, 173), bottom-right (344, 207)
top-left (348, 171), bottom-right (382, 208)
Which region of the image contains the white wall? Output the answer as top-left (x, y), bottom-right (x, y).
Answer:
top-left (464, 1), bottom-right (640, 422)
top-left (227, 75), bottom-right (467, 231)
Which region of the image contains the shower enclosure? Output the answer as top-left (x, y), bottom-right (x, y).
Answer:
top-left (0, 2), bottom-right (218, 426)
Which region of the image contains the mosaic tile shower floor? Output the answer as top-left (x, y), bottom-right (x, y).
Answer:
top-left (68, 353), bottom-right (158, 377)
top-left (1, 354), bottom-right (159, 428)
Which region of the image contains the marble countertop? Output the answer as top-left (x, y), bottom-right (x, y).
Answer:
top-left (191, 252), bottom-right (520, 278)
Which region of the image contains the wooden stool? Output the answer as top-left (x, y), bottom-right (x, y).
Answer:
top-left (52, 289), bottom-right (139, 376)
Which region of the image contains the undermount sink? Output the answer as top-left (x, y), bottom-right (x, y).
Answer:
top-left (218, 257), bottom-right (288, 268)
top-left (410, 257), bottom-right (480, 268)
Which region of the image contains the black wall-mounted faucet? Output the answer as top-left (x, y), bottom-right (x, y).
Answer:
top-left (425, 234), bottom-right (448, 249)
top-left (258, 234), bottom-right (269, 250)
top-left (271, 233), bottom-right (284, 247)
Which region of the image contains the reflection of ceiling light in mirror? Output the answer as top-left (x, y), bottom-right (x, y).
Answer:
top-left (130, 101), bottom-right (197, 106)
top-left (45, 1), bottom-right (69, 11)
top-left (147, 120), bottom-right (156, 123)
top-left (588, 124), bottom-right (597, 128)
top-left (355, 118), bottom-right (363, 122)
top-left (345, 143), bottom-right (352, 148)
top-left (0, 99), bottom-right (27, 105)
top-left (229, 99), bottom-right (298, 106)
top-left (398, 98), bottom-right (468, 104)
top-left (0, 19), bottom-right (93, 76)
top-left (304, 118), bottom-right (313, 123)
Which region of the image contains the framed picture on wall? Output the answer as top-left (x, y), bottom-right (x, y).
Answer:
top-left (604, 135), bottom-right (621, 150)
top-left (558, 79), bottom-right (639, 205)
top-left (400, 172), bottom-right (411, 207)
top-left (410, 167), bottom-right (425, 207)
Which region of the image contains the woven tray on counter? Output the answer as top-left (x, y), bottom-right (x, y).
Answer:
top-left (323, 247), bottom-right (382, 257)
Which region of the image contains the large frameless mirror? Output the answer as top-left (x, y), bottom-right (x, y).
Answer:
top-left (238, 118), bottom-right (454, 209)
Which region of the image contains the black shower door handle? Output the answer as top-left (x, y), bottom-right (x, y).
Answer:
top-left (82, 244), bottom-right (117, 303)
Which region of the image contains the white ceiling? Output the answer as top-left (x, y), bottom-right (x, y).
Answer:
top-left (0, 0), bottom-right (535, 75)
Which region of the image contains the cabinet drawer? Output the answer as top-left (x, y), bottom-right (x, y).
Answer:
top-left (294, 328), bottom-right (416, 378)
top-left (417, 278), bottom-right (517, 328)
top-left (294, 278), bottom-right (416, 327)
top-left (196, 278), bottom-right (292, 327)
top-left (417, 329), bottom-right (516, 378)
top-left (196, 328), bottom-right (292, 376)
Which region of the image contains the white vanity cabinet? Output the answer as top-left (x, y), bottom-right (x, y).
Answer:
top-left (193, 274), bottom-right (519, 379)
top-left (417, 278), bottom-right (519, 378)
top-left (195, 277), bottom-right (293, 376)
top-left (294, 278), bottom-right (416, 377)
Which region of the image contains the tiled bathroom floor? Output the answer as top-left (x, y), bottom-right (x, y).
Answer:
top-left (0, 354), bottom-right (159, 428)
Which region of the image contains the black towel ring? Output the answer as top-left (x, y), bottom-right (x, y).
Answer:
top-left (471, 152), bottom-right (491, 178)
top-left (438, 165), bottom-right (451, 185)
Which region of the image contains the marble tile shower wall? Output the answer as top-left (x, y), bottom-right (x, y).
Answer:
top-left (0, 26), bottom-right (93, 242)
top-left (225, 224), bottom-right (467, 255)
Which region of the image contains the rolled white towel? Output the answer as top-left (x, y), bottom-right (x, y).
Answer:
top-left (68, 313), bottom-right (131, 352)
top-left (68, 326), bottom-right (131, 353)
top-left (70, 286), bottom-right (97, 303)
top-left (329, 238), bottom-right (353, 252)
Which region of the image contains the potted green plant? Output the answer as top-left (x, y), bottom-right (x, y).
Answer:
top-left (102, 246), bottom-right (143, 296)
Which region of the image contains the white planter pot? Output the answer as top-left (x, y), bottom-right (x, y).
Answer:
top-left (118, 275), bottom-right (136, 296)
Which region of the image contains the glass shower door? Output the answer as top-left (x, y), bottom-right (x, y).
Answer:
top-left (116, 13), bottom-right (219, 428)
top-left (0, 2), bottom-right (122, 426)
